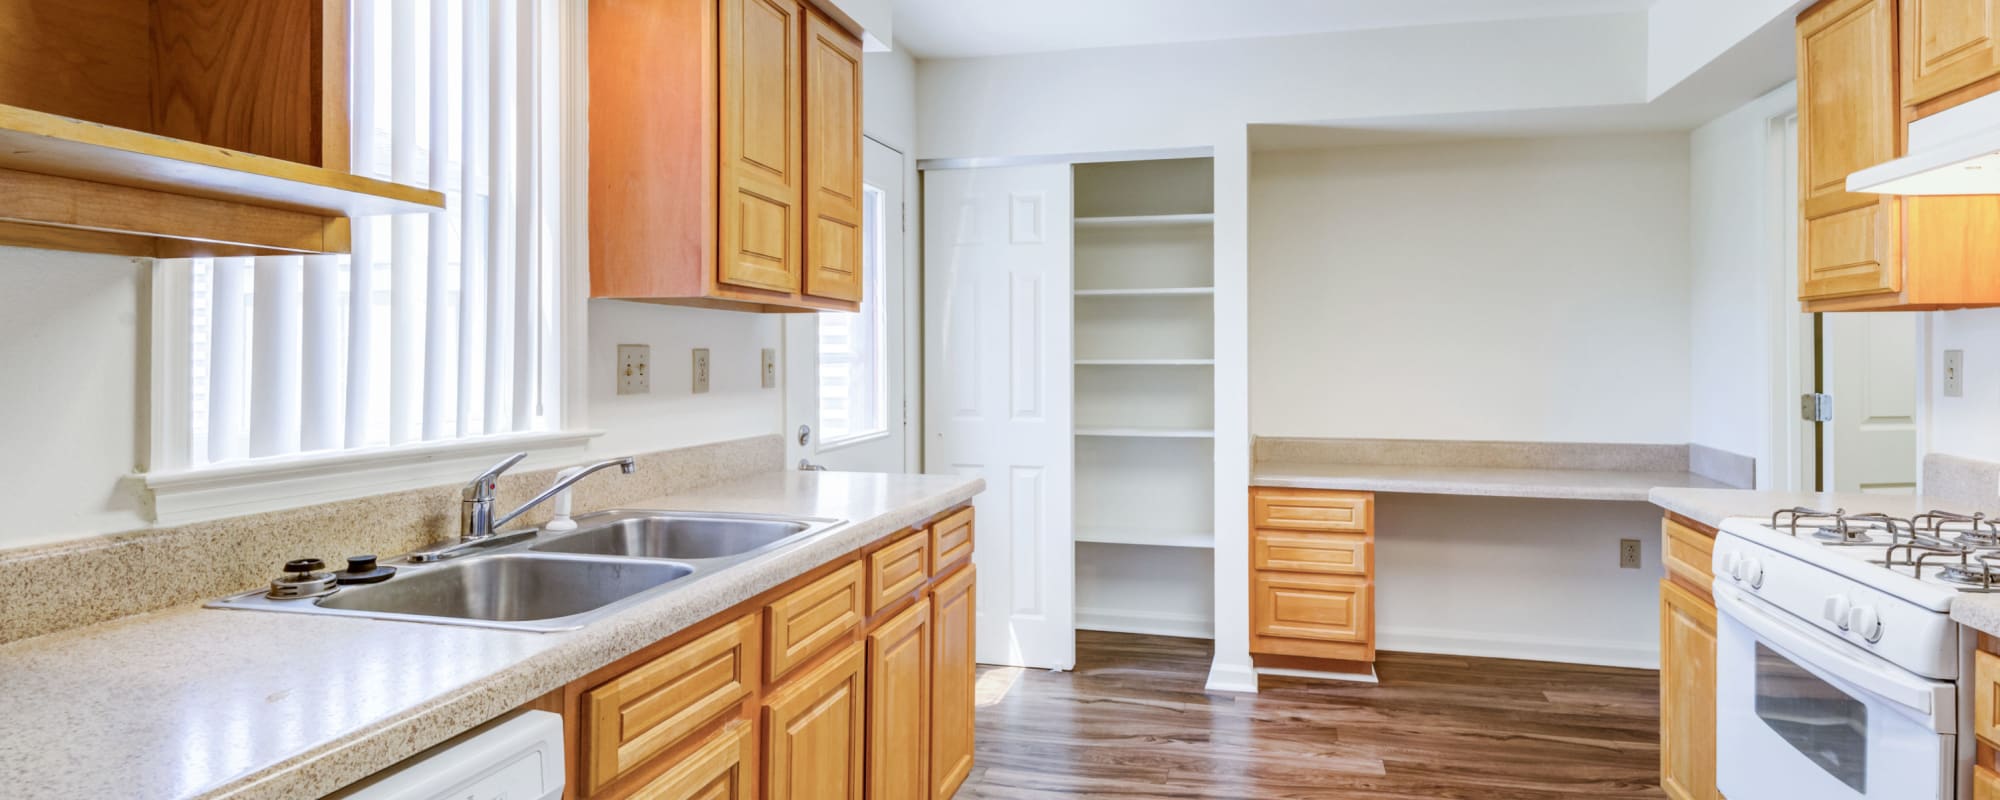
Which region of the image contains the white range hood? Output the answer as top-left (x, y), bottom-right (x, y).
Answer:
top-left (1849, 91), bottom-right (2000, 195)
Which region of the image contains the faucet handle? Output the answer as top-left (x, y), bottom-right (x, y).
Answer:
top-left (464, 452), bottom-right (528, 501)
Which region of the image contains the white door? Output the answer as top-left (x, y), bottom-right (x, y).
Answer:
top-left (923, 164), bottom-right (1076, 670)
top-left (1823, 313), bottom-right (1919, 493)
top-left (785, 138), bottom-right (912, 472)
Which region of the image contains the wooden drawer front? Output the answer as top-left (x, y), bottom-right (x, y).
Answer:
top-left (626, 719), bottom-right (756, 800)
top-left (1977, 649), bottom-right (2000, 746)
top-left (1662, 517), bottom-right (1717, 592)
top-left (1253, 572), bottom-right (1371, 644)
top-left (1802, 203), bottom-right (1897, 300)
top-left (868, 529), bottom-right (930, 615)
top-left (930, 506), bottom-right (974, 573)
top-left (1253, 531), bottom-right (1369, 576)
top-left (1252, 490), bottom-right (1371, 533)
top-left (764, 640), bottom-right (867, 800)
top-left (767, 560), bottom-right (864, 682)
top-left (583, 614), bottom-right (759, 795)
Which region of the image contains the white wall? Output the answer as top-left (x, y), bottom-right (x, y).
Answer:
top-left (1923, 311), bottom-right (2000, 462)
top-left (1688, 83), bottom-right (1796, 489)
top-left (1249, 134), bottom-right (1694, 444)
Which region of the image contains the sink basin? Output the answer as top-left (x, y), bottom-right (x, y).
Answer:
top-left (318, 554), bottom-right (693, 624)
top-left (532, 514), bottom-right (814, 560)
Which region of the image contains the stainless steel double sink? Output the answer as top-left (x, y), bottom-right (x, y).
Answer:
top-left (209, 510), bottom-right (842, 632)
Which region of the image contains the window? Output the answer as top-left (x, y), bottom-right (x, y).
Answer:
top-left (156, 0), bottom-right (568, 472)
top-left (815, 183), bottom-right (889, 445)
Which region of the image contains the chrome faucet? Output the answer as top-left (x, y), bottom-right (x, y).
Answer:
top-left (411, 453), bottom-right (637, 563)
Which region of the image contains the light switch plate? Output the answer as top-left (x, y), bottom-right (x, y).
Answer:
top-left (617, 344), bottom-right (650, 395)
top-left (692, 348), bottom-right (711, 394)
top-left (1946, 349), bottom-right (1965, 397)
top-left (761, 348), bottom-right (778, 389)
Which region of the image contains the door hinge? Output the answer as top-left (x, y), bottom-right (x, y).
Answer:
top-left (1801, 392), bottom-right (1833, 423)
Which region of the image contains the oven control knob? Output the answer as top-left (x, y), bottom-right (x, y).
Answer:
top-left (1718, 551), bottom-right (1740, 578)
top-left (1823, 595), bottom-right (1852, 629)
top-left (1738, 557), bottom-right (1764, 589)
top-left (1848, 606), bottom-right (1884, 643)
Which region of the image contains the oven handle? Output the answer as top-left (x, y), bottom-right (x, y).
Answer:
top-left (1713, 583), bottom-right (1953, 727)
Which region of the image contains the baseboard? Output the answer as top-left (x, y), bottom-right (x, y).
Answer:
top-left (1204, 660), bottom-right (1260, 694)
top-left (1375, 626), bottom-right (1659, 669)
top-left (1256, 664), bottom-right (1380, 684)
top-left (1075, 607), bottom-right (1213, 640)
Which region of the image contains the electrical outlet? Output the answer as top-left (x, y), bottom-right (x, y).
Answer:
top-left (761, 348), bottom-right (778, 389)
top-left (1619, 538), bottom-right (1642, 569)
top-left (1946, 349), bottom-right (1965, 397)
top-left (692, 348), bottom-right (711, 394)
top-left (617, 344), bottom-right (650, 395)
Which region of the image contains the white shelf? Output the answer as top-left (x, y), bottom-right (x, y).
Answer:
top-left (1074, 287), bottom-right (1214, 297)
top-left (1074, 358), bottom-right (1214, 366)
top-left (1075, 527), bottom-right (1216, 549)
top-left (1075, 213), bottom-right (1215, 228)
top-left (1075, 426), bottom-right (1214, 439)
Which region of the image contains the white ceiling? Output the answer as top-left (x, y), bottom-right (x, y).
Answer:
top-left (893, 0), bottom-right (1657, 59)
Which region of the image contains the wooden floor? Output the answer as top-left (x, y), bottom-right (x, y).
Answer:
top-left (959, 631), bottom-right (1664, 800)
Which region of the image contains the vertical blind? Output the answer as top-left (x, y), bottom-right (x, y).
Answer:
top-left (176, 0), bottom-right (559, 469)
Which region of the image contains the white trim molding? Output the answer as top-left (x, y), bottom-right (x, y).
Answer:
top-left (143, 429), bottom-right (602, 524)
top-left (1375, 625), bottom-right (1659, 670)
top-left (1075, 607), bottom-right (1213, 640)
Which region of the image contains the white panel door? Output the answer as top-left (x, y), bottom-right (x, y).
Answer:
top-left (1824, 313), bottom-right (1918, 493)
top-left (923, 164), bottom-right (1075, 670)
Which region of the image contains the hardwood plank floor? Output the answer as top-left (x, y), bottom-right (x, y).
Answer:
top-left (960, 631), bottom-right (1663, 799)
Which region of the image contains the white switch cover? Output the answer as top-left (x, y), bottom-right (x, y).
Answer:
top-left (617, 344), bottom-right (650, 395)
top-left (692, 348), bottom-right (711, 394)
top-left (761, 348), bottom-right (778, 388)
top-left (1946, 349), bottom-right (1965, 397)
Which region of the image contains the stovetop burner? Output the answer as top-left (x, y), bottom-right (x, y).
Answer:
top-left (1936, 560), bottom-right (2000, 589)
top-left (1811, 526), bottom-right (1874, 544)
top-left (1765, 506), bottom-right (2000, 592)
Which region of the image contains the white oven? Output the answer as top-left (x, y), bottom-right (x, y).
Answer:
top-left (1714, 583), bottom-right (1959, 799)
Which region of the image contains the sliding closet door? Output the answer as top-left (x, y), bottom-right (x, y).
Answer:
top-left (922, 164), bottom-right (1075, 670)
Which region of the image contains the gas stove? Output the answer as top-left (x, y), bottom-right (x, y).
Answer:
top-left (1725, 507), bottom-right (2000, 607)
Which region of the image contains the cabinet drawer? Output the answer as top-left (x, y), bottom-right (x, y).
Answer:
top-left (582, 614), bottom-right (759, 795)
top-left (868, 528), bottom-right (930, 615)
top-left (625, 719), bottom-right (756, 800)
top-left (1252, 572), bottom-right (1371, 644)
top-left (1251, 490), bottom-right (1371, 533)
top-left (930, 506), bottom-right (974, 573)
top-left (1253, 531), bottom-right (1369, 576)
top-left (1977, 649), bottom-right (2000, 746)
top-left (1802, 203), bottom-right (1897, 300)
top-left (1662, 517), bottom-right (1716, 593)
top-left (767, 560), bottom-right (865, 682)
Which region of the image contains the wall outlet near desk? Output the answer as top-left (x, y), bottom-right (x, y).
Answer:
top-left (1618, 538), bottom-right (1641, 569)
top-left (617, 344), bottom-right (650, 395)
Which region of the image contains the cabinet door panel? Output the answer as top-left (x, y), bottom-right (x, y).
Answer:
top-left (1659, 579), bottom-right (1718, 800)
top-left (1802, 201), bottom-right (1898, 300)
top-left (1905, 0), bottom-right (2000, 105)
top-left (930, 565), bottom-right (976, 800)
top-left (719, 0), bottom-right (801, 293)
top-left (1798, 0), bottom-right (1897, 221)
top-left (626, 719), bottom-right (756, 800)
top-left (802, 9), bottom-right (863, 303)
top-left (763, 641), bottom-right (866, 800)
top-left (868, 600), bottom-right (931, 800)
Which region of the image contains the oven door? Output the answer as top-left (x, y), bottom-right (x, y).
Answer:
top-left (1714, 584), bottom-right (1957, 800)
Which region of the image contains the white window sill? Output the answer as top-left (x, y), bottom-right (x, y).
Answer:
top-left (142, 429), bottom-right (604, 525)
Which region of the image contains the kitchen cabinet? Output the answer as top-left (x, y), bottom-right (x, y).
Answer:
top-left (929, 564), bottom-right (977, 800)
top-left (589, 0), bottom-right (864, 313)
top-left (1657, 515), bottom-right (1719, 800)
top-left (0, 0), bottom-right (442, 257)
top-left (763, 641), bottom-right (867, 800)
top-left (551, 504), bottom-right (975, 799)
top-left (1904, 0), bottom-right (2000, 107)
top-left (1248, 488), bottom-right (1376, 664)
top-left (1795, 0), bottom-right (2000, 310)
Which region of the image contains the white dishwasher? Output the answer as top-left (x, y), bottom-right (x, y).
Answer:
top-left (329, 710), bottom-right (564, 800)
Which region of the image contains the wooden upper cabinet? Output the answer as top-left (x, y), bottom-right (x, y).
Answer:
top-left (803, 8), bottom-right (865, 303)
top-left (1904, 0), bottom-right (2000, 106)
top-left (1799, 0), bottom-right (1899, 222)
top-left (589, 0), bottom-right (864, 313)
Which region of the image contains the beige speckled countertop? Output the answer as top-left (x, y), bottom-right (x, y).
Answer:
top-left (0, 470), bottom-right (982, 800)
top-left (1253, 461), bottom-right (1732, 501)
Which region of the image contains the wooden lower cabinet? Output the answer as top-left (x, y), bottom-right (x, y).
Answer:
top-left (764, 641), bottom-right (867, 800)
top-left (1659, 575), bottom-right (1719, 800)
top-left (930, 565), bottom-right (977, 800)
top-left (1248, 487), bottom-right (1377, 664)
top-left (558, 504), bottom-right (975, 799)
